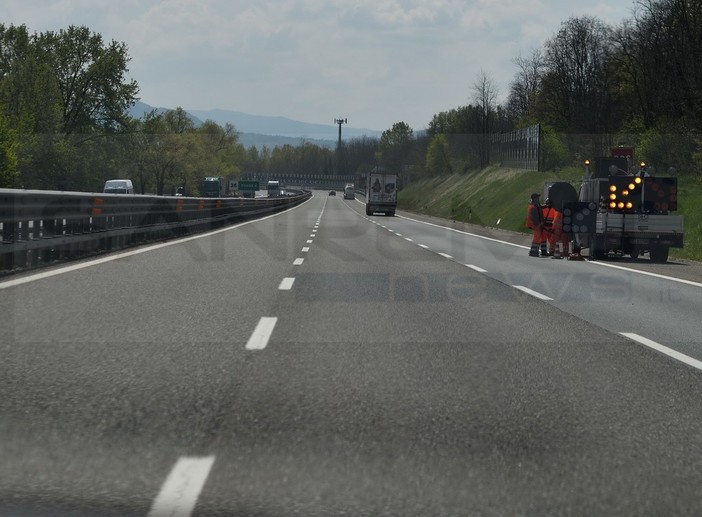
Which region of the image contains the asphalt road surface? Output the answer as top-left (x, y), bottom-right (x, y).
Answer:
top-left (2, 191), bottom-right (702, 516)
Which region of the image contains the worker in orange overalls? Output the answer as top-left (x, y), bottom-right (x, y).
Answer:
top-left (551, 208), bottom-right (570, 259)
top-left (526, 193), bottom-right (544, 257)
top-left (541, 198), bottom-right (556, 256)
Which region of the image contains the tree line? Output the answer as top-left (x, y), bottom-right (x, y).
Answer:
top-left (1, 0), bottom-right (700, 193)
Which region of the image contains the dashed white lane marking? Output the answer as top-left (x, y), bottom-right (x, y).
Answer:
top-left (293, 258), bottom-right (304, 265)
top-left (621, 333), bottom-right (702, 372)
top-left (301, 247), bottom-right (310, 252)
top-left (438, 253), bottom-right (453, 259)
top-left (278, 277), bottom-right (295, 290)
top-left (147, 456), bottom-right (215, 517)
top-left (418, 244), bottom-right (429, 249)
top-left (306, 240), bottom-right (313, 243)
top-left (246, 317), bottom-right (278, 350)
top-left (466, 264), bottom-right (488, 273)
top-left (0, 196), bottom-right (317, 290)
top-left (405, 238), bottom-right (413, 242)
top-left (513, 285), bottom-right (553, 301)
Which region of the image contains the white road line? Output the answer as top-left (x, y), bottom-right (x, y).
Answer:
top-left (438, 253), bottom-right (453, 259)
top-left (395, 233), bottom-right (403, 237)
top-left (620, 333), bottom-right (702, 372)
top-left (418, 244), bottom-right (429, 249)
top-left (306, 240), bottom-right (313, 243)
top-left (278, 277), bottom-right (295, 290)
top-left (466, 264), bottom-right (488, 273)
top-left (395, 214), bottom-right (701, 289)
top-left (246, 317), bottom-right (278, 350)
top-left (301, 247), bottom-right (310, 252)
top-left (405, 238), bottom-right (414, 242)
top-left (513, 285), bottom-right (553, 301)
top-left (0, 196), bottom-right (314, 290)
top-left (591, 261), bottom-right (702, 289)
top-left (310, 234), bottom-right (315, 237)
top-left (293, 258), bottom-right (304, 265)
top-left (147, 456), bottom-right (215, 517)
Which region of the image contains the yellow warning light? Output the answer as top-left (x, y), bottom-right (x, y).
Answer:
top-left (640, 161), bottom-right (646, 168)
top-left (617, 202), bottom-right (625, 209)
top-left (626, 202), bottom-right (633, 209)
top-left (584, 159), bottom-right (591, 166)
top-left (609, 185), bottom-right (617, 192)
top-left (634, 177), bottom-right (642, 184)
top-left (622, 190), bottom-right (629, 196)
top-left (628, 183), bottom-right (636, 190)
top-left (609, 193), bottom-right (617, 200)
top-left (609, 202), bottom-right (617, 209)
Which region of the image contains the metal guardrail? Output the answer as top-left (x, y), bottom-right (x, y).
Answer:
top-left (0, 188), bottom-right (311, 275)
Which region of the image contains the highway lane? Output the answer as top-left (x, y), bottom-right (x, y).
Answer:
top-left (2, 191), bottom-right (702, 515)
top-left (345, 198), bottom-right (702, 361)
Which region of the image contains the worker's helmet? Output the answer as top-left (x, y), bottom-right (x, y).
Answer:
top-left (530, 193), bottom-right (540, 201)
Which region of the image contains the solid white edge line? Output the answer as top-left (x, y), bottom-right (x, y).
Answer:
top-left (589, 261), bottom-right (702, 288)
top-left (246, 317), bottom-right (278, 350)
top-left (293, 258), bottom-right (304, 265)
top-left (620, 333), bottom-right (702, 372)
top-left (147, 456), bottom-right (215, 517)
top-left (395, 214), bottom-right (701, 290)
top-left (278, 277), bottom-right (295, 290)
top-left (513, 285), bottom-right (553, 301)
top-left (0, 195), bottom-right (315, 290)
top-left (466, 264), bottom-right (488, 273)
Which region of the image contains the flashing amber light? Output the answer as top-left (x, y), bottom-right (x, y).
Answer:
top-left (609, 193), bottom-right (616, 200)
top-left (609, 185), bottom-right (617, 192)
top-left (617, 202), bottom-right (625, 209)
top-left (628, 183), bottom-right (636, 190)
top-left (634, 177), bottom-right (642, 184)
top-left (626, 202), bottom-right (633, 209)
top-left (609, 202), bottom-right (616, 209)
top-left (640, 161), bottom-right (646, 168)
top-left (622, 189), bottom-right (630, 196)
top-left (584, 159), bottom-right (591, 166)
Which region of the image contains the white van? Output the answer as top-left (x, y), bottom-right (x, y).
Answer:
top-left (103, 179), bottom-right (134, 194)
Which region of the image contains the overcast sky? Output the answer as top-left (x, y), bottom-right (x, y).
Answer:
top-left (5, 0), bottom-right (637, 131)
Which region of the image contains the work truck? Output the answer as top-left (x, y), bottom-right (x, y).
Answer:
top-left (549, 147), bottom-right (683, 263)
top-left (365, 172), bottom-right (397, 216)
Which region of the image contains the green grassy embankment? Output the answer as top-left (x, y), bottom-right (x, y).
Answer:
top-left (398, 167), bottom-right (702, 262)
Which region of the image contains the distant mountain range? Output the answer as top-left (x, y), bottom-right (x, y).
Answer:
top-left (127, 101), bottom-right (383, 149)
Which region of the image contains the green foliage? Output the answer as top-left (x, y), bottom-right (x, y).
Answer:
top-left (425, 134), bottom-right (452, 176)
top-left (378, 121), bottom-right (413, 172)
top-left (539, 125), bottom-right (570, 170)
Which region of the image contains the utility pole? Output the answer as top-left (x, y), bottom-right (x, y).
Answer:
top-left (334, 117), bottom-right (347, 176)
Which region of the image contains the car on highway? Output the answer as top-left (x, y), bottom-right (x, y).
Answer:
top-left (328, 190), bottom-right (336, 196)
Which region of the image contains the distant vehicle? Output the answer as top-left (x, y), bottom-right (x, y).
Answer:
top-left (174, 186), bottom-right (185, 196)
top-left (365, 171), bottom-right (397, 216)
top-left (103, 179), bottom-right (134, 194)
top-left (329, 190), bottom-right (336, 196)
top-left (201, 176), bottom-right (228, 197)
top-left (267, 180), bottom-right (281, 197)
top-left (343, 184), bottom-right (355, 199)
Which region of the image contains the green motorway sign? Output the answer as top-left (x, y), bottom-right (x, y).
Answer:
top-left (238, 180), bottom-right (259, 190)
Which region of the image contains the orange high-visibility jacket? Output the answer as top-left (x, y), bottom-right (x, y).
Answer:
top-left (526, 201), bottom-right (542, 229)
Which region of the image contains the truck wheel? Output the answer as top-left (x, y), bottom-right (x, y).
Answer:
top-left (649, 245), bottom-right (669, 263)
top-left (629, 245), bottom-right (640, 259)
top-left (366, 207), bottom-right (371, 216)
